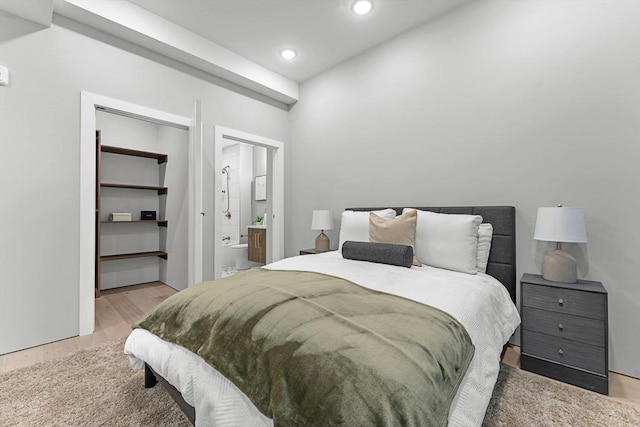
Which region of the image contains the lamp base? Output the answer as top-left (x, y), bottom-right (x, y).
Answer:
top-left (542, 249), bottom-right (577, 283)
top-left (315, 231), bottom-right (329, 253)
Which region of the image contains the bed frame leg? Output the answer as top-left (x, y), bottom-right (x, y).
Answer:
top-left (142, 362), bottom-right (196, 424)
top-left (144, 363), bottom-right (158, 388)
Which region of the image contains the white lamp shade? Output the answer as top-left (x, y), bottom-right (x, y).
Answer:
top-left (312, 210), bottom-right (333, 231)
top-left (534, 207), bottom-right (587, 243)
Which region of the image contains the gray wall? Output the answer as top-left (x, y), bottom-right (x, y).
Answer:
top-left (0, 16), bottom-right (288, 354)
top-left (288, 0), bottom-right (639, 377)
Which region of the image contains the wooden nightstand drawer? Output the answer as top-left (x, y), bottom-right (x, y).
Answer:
top-left (522, 282), bottom-right (605, 320)
top-left (523, 330), bottom-right (606, 375)
top-left (522, 307), bottom-right (605, 347)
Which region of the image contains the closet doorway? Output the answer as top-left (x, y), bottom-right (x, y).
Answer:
top-left (95, 111), bottom-right (188, 295)
top-left (212, 126), bottom-right (284, 280)
top-left (79, 92), bottom-right (203, 336)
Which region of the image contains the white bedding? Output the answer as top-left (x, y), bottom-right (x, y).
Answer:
top-left (125, 252), bottom-right (520, 426)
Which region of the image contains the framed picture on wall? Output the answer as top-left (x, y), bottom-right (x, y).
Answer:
top-left (255, 175), bottom-right (267, 201)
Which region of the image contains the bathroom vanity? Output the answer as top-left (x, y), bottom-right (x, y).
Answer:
top-left (248, 225), bottom-right (266, 264)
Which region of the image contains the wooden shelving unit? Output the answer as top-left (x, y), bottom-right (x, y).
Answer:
top-left (101, 145), bottom-right (168, 164)
top-left (96, 135), bottom-right (169, 296)
top-left (100, 251), bottom-right (168, 262)
top-left (100, 183), bottom-right (168, 195)
top-left (101, 220), bottom-right (168, 227)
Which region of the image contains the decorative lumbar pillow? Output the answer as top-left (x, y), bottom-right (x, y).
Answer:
top-left (404, 209), bottom-right (483, 274)
top-left (369, 209), bottom-right (420, 266)
top-left (342, 241), bottom-right (414, 268)
top-left (476, 223), bottom-right (494, 273)
top-left (338, 208), bottom-right (397, 251)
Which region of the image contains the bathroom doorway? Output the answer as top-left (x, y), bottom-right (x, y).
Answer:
top-left (219, 142), bottom-right (267, 276)
top-left (212, 127), bottom-right (284, 279)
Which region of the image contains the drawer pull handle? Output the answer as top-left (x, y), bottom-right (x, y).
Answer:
top-left (558, 349), bottom-right (564, 356)
top-left (558, 299), bottom-right (564, 307)
top-left (558, 323), bottom-right (564, 331)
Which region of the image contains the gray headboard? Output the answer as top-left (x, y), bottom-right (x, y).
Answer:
top-left (346, 206), bottom-right (517, 304)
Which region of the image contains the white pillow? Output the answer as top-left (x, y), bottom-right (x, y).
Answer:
top-left (338, 209), bottom-right (397, 251)
top-left (404, 209), bottom-right (482, 274)
top-left (476, 223), bottom-right (493, 273)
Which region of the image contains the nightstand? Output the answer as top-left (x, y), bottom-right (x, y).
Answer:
top-left (520, 273), bottom-right (608, 394)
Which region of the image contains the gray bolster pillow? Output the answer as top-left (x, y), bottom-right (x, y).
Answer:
top-left (342, 241), bottom-right (414, 268)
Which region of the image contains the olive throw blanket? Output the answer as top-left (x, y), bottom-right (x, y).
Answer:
top-left (135, 269), bottom-right (474, 426)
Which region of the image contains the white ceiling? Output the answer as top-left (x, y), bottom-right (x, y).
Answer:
top-left (128, 0), bottom-right (471, 83)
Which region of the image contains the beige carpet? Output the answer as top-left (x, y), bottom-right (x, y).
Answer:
top-left (1, 339), bottom-right (638, 426)
top-left (483, 364), bottom-right (639, 426)
top-left (1, 339), bottom-right (190, 426)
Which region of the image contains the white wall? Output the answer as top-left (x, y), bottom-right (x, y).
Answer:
top-left (0, 15), bottom-right (288, 354)
top-left (288, 0), bottom-right (640, 377)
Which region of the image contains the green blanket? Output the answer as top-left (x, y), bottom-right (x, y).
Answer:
top-left (135, 268), bottom-right (474, 426)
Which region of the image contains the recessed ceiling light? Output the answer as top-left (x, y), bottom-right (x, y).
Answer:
top-left (280, 49), bottom-right (297, 60)
top-left (352, 0), bottom-right (374, 15)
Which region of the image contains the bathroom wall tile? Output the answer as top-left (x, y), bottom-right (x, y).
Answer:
top-left (229, 210), bottom-right (239, 226)
top-left (222, 225), bottom-right (237, 241)
top-left (229, 182), bottom-right (239, 194)
top-left (229, 196), bottom-right (240, 212)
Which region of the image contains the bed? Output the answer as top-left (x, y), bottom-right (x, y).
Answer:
top-left (124, 206), bottom-right (520, 426)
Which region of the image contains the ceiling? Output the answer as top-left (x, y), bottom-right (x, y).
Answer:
top-left (128, 0), bottom-right (471, 83)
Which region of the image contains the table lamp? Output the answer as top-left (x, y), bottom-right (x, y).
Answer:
top-left (312, 210), bottom-right (333, 252)
top-left (534, 206), bottom-right (587, 283)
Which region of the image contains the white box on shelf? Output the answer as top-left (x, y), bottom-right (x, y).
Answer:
top-left (109, 212), bottom-right (132, 222)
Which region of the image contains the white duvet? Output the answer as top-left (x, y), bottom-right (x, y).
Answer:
top-left (125, 252), bottom-right (520, 426)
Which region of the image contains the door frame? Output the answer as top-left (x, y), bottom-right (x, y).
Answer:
top-left (79, 91), bottom-right (197, 335)
top-left (213, 126), bottom-right (285, 279)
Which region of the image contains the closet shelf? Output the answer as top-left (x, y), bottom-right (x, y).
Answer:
top-left (101, 220), bottom-right (168, 227)
top-left (100, 251), bottom-right (168, 262)
top-left (101, 183), bottom-right (168, 195)
top-left (101, 145), bottom-right (168, 164)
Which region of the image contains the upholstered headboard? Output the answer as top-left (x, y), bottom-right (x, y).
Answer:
top-left (346, 206), bottom-right (517, 305)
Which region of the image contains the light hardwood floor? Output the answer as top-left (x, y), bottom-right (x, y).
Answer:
top-left (1, 282), bottom-right (638, 411)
